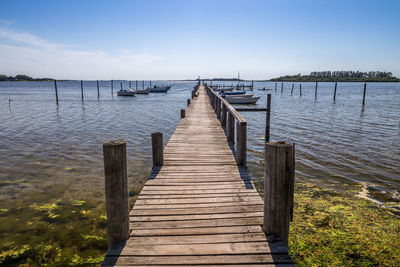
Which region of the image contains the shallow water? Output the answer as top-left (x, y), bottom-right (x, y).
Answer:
top-left (0, 80), bottom-right (399, 202)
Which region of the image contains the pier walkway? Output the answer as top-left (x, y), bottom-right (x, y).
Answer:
top-left (102, 85), bottom-right (293, 266)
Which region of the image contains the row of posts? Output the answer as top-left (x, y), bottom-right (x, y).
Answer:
top-left (102, 84), bottom-right (295, 250)
top-left (53, 80), bottom-right (153, 104)
top-left (275, 81), bottom-right (367, 106)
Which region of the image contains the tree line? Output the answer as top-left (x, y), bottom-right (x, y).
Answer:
top-left (0, 74), bottom-right (54, 81)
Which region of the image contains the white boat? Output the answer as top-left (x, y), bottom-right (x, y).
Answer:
top-left (117, 88), bottom-right (135, 96)
top-left (135, 88), bottom-right (150, 94)
top-left (226, 96), bottom-right (260, 104)
top-left (148, 85), bottom-right (171, 93)
top-left (224, 94), bottom-right (254, 99)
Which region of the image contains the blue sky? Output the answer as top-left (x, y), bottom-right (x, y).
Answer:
top-left (0, 0), bottom-right (399, 80)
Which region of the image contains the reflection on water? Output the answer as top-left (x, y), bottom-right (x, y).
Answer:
top-left (0, 81), bottom-right (399, 202)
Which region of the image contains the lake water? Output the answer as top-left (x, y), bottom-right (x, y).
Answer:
top-left (1, 80), bottom-right (399, 204)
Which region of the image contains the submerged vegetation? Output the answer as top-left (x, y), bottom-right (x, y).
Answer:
top-left (254, 181), bottom-right (400, 266)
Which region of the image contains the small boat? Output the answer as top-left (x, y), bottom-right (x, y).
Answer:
top-left (224, 94), bottom-right (255, 99)
top-left (117, 88), bottom-right (135, 96)
top-left (213, 88), bottom-right (234, 92)
top-left (148, 85), bottom-right (171, 93)
top-left (225, 96), bottom-right (260, 104)
top-left (135, 88), bottom-right (150, 94)
top-left (220, 91), bottom-right (246, 95)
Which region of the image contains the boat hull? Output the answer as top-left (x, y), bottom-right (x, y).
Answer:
top-left (226, 96), bottom-right (260, 104)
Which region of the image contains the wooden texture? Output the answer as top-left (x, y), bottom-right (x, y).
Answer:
top-left (264, 142), bottom-right (294, 244)
top-left (80, 80), bottom-right (84, 100)
top-left (54, 80), bottom-right (59, 105)
top-left (103, 140), bottom-right (129, 247)
top-left (362, 83), bottom-right (367, 106)
top-left (333, 82), bottom-right (337, 101)
top-left (102, 86), bottom-right (293, 266)
top-left (180, 109), bottom-right (185, 119)
top-left (97, 80), bottom-right (100, 98)
top-left (151, 132), bottom-right (163, 167)
top-left (266, 94), bottom-right (271, 142)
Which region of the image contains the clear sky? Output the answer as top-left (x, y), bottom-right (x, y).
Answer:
top-left (0, 0), bottom-right (399, 80)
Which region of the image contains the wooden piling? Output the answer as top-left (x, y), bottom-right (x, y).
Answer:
top-left (129, 81), bottom-right (131, 88)
top-left (54, 80), bottom-right (59, 105)
top-left (227, 111), bottom-right (235, 143)
top-left (275, 82), bottom-right (277, 92)
top-left (315, 81), bottom-right (318, 99)
top-left (221, 103), bottom-right (227, 127)
top-left (187, 99), bottom-right (190, 106)
top-left (290, 84), bottom-right (294, 95)
top-left (265, 94), bottom-right (271, 142)
top-left (216, 98), bottom-right (221, 120)
top-left (120, 82), bottom-right (122, 90)
top-left (299, 84), bottom-right (302, 97)
top-left (136, 80), bottom-right (138, 91)
top-left (333, 82), bottom-right (337, 101)
top-left (281, 82), bottom-right (283, 93)
top-left (80, 80), bottom-right (84, 100)
top-left (111, 80), bottom-right (114, 95)
top-left (103, 140), bottom-right (129, 247)
top-left (151, 132), bottom-right (163, 167)
top-left (263, 141), bottom-right (295, 244)
top-left (236, 121), bottom-right (247, 166)
top-left (362, 83), bottom-right (367, 106)
top-left (150, 80), bottom-right (152, 87)
top-left (180, 109), bottom-right (185, 119)
top-left (142, 80), bottom-right (144, 90)
top-left (97, 80), bottom-right (100, 98)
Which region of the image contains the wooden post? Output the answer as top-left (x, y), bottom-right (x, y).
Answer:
top-left (281, 82), bottom-right (283, 93)
top-left (187, 99), bottom-right (190, 106)
top-left (275, 82), bottom-right (277, 92)
top-left (216, 98), bottom-right (221, 120)
top-left (263, 141), bottom-right (295, 244)
top-left (265, 94), bottom-right (271, 142)
top-left (236, 121), bottom-right (247, 166)
top-left (227, 111), bottom-right (235, 143)
top-left (315, 81), bottom-right (318, 99)
top-left (97, 80), bottom-right (100, 98)
top-left (54, 80), bottom-right (59, 105)
top-left (333, 82), bottom-right (337, 101)
top-left (180, 109), bottom-right (185, 119)
top-left (299, 84), bottom-right (302, 97)
top-left (151, 132), bottom-right (163, 167)
top-left (142, 80), bottom-right (144, 90)
top-left (362, 83), bottom-right (367, 106)
top-left (191, 90), bottom-right (195, 99)
top-left (251, 80), bottom-right (254, 90)
top-left (129, 81), bottom-right (131, 88)
top-left (120, 82), bottom-right (122, 90)
top-left (103, 140), bottom-right (129, 247)
top-left (290, 84), bottom-right (294, 95)
top-left (111, 80), bottom-right (114, 95)
top-left (136, 80), bottom-right (138, 91)
top-left (150, 80), bottom-right (152, 87)
top-left (221, 103), bottom-right (227, 127)
top-left (80, 80), bottom-right (84, 101)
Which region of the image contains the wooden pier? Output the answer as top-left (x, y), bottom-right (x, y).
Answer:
top-left (102, 85), bottom-right (294, 266)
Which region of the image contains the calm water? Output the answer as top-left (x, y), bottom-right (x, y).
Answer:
top-left (1, 81), bottom-right (399, 203)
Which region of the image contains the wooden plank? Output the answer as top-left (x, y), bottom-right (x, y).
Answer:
top-left (130, 225), bottom-right (263, 236)
top-left (131, 212), bottom-right (263, 222)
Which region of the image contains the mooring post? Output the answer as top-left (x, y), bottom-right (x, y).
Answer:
top-left (54, 80), bottom-right (59, 105)
top-left (120, 82), bottom-right (122, 90)
top-left (236, 121), bottom-right (247, 166)
top-left (227, 111), bottom-right (235, 143)
top-left (136, 80), bottom-right (138, 91)
top-left (291, 84), bottom-right (294, 95)
top-left (103, 140), bottom-right (129, 247)
top-left (150, 80), bottom-right (152, 87)
top-left (216, 98), bottom-right (221, 120)
top-left (362, 83), bottom-right (367, 106)
top-left (151, 132), bottom-right (163, 167)
top-left (111, 80), bottom-right (114, 96)
top-left (187, 99), bottom-right (190, 106)
top-left (191, 90), bottom-right (195, 99)
top-left (80, 80), bottom-right (84, 101)
top-left (180, 109), bottom-right (185, 119)
top-left (142, 80), bottom-right (144, 90)
top-left (265, 94), bottom-right (271, 142)
top-left (251, 80), bottom-right (254, 90)
top-left (97, 80), bottom-right (100, 98)
top-left (315, 81), bottom-right (318, 99)
top-left (129, 81), bottom-right (131, 88)
top-left (275, 82), bottom-right (277, 92)
top-left (263, 141), bottom-right (295, 244)
top-left (299, 84), bottom-right (302, 97)
top-left (281, 82), bottom-right (283, 93)
top-left (333, 82), bottom-right (337, 101)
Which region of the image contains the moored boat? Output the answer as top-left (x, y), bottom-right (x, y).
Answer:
top-left (220, 91), bottom-right (246, 95)
top-left (135, 88), bottom-right (150, 94)
top-left (148, 85), bottom-right (171, 93)
top-left (117, 88), bottom-right (135, 96)
top-left (225, 96), bottom-right (260, 104)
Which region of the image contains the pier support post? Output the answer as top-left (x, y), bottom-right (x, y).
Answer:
top-left (180, 109), bottom-right (185, 119)
top-left (281, 82), bottom-right (283, 93)
top-left (236, 121), bottom-right (247, 166)
top-left (362, 83), bottom-right (367, 106)
top-left (265, 94), bottom-right (271, 142)
top-left (275, 82), bottom-right (277, 92)
top-left (111, 80), bottom-right (114, 96)
top-left (227, 111), bottom-right (235, 143)
top-left (187, 99), bottom-right (190, 106)
top-left (103, 140), bottom-right (129, 247)
top-left (54, 80), bottom-right (59, 105)
top-left (315, 81), bottom-right (318, 99)
top-left (263, 141), bottom-right (295, 244)
top-left (290, 84), bottom-right (294, 95)
top-left (129, 81), bottom-right (131, 88)
top-left (97, 80), bottom-right (100, 98)
top-left (299, 84), bottom-right (302, 97)
top-left (216, 98), bottom-right (221, 120)
top-left (221, 103), bottom-right (227, 127)
top-left (333, 82), bottom-right (337, 101)
top-left (151, 132), bottom-right (163, 167)
top-left (80, 80), bottom-right (84, 101)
